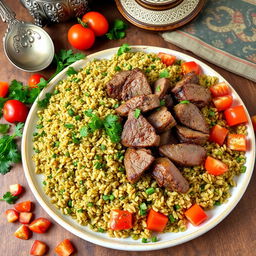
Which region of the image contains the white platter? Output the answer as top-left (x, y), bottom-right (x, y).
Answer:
top-left (22, 46), bottom-right (255, 251)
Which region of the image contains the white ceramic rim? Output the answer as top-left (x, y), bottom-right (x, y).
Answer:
top-left (22, 46), bottom-right (255, 251)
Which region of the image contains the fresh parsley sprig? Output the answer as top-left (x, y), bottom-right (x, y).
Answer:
top-left (0, 191), bottom-right (18, 204)
top-left (106, 19), bottom-right (128, 40)
top-left (117, 43), bottom-right (131, 56)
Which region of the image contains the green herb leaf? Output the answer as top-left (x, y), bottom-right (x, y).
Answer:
top-left (114, 66), bottom-right (122, 72)
top-left (64, 123), bottom-right (75, 129)
top-left (151, 236), bottom-right (158, 243)
top-left (169, 214), bottom-right (175, 223)
top-left (103, 114), bottom-right (122, 143)
top-left (159, 70), bottom-right (169, 78)
top-left (80, 126), bottom-right (90, 137)
top-left (179, 100), bottom-right (190, 104)
top-left (141, 238), bottom-right (148, 243)
top-left (0, 124), bottom-right (10, 134)
top-left (160, 99), bottom-right (165, 106)
top-left (67, 67), bottom-right (78, 76)
top-left (145, 187), bottom-right (155, 195)
top-left (117, 43), bottom-right (131, 56)
top-left (134, 109), bottom-right (141, 119)
top-left (106, 19), bottom-right (128, 40)
top-left (139, 203), bottom-right (147, 216)
top-left (156, 85), bottom-right (161, 92)
top-left (68, 109), bottom-right (75, 117)
top-left (37, 93), bottom-right (52, 108)
top-left (0, 191), bottom-right (18, 204)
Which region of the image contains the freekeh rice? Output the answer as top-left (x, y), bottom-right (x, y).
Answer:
top-left (32, 51), bottom-right (246, 239)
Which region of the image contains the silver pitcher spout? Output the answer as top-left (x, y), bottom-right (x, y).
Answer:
top-left (20, 0), bottom-right (90, 27)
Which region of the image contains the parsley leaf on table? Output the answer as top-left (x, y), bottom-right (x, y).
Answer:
top-left (106, 19), bottom-right (128, 40)
top-left (0, 191), bottom-right (18, 204)
top-left (0, 124), bottom-right (10, 134)
top-left (117, 43), bottom-right (131, 56)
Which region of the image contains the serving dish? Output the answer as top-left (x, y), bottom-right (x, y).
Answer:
top-left (22, 46), bottom-right (255, 251)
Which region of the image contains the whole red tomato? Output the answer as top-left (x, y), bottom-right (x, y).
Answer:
top-left (28, 74), bottom-right (46, 88)
top-left (0, 82), bottom-right (9, 97)
top-left (68, 24), bottom-right (95, 50)
top-left (3, 100), bottom-right (28, 123)
top-left (82, 12), bottom-right (109, 36)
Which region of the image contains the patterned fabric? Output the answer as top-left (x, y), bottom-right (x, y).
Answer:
top-left (162, 0), bottom-right (256, 82)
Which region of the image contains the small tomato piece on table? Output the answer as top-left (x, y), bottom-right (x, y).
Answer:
top-left (212, 95), bottom-right (233, 111)
top-left (205, 156), bottom-right (228, 176)
top-left (29, 218), bottom-right (51, 233)
top-left (109, 209), bottom-right (133, 230)
top-left (146, 209), bottom-right (168, 232)
top-left (209, 125), bottom-right (229, 145)
top-left (15, 201), bottom-right (32, 212)
top-left (28, 74), bottom-right (46, 88)
top-left (181, 61), bottom-right (201, 75)
top-left (3, 99), bottom-right (28, 123)
top-left (210, 82), bottom-right (230, 97)
top-left (68, 24), bottom-right (95, 50)
top-left (9, 184), bottom-right (23, 196)
top-left (82, 12), bottom-right (109, 36)
top-left (5, 209), bottom-right (19, 223)
top-left (55, 239), bottom-right (74, 256)
top-left (224, 105), bottom-right (248, 126)
top-left (157, 52), bottom-right (176, 66)
top-left (14, 224), bottom-right (31, 240)
top-left (19, 212), bottom-right (33, 224)
top-left (185, 204), bottom-right (207, 226)
top-left (227, 134), bottom-right (247, 151)
top-left (0, 81), bottom-right (9, 97)
top-left (251, 115), bottom-right (256, 131)
top-left (30, 240), bottom-right (48, 256)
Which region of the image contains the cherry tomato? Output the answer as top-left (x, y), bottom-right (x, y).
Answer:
top-left (29, 218), bottom-right (52, 233)
top-left (3, 100), bottom-right (28, 123)
top-left (68, 24), bottom-right (95, 50)
top-left (82, 12), bottom-right (109, 36)
top-left (158, 52), bottom-right (176, 66)
top-left (0, 82), bottom-right (9, 97)
top-left (212, 95), bottom-right (233, 111)
top-left (181, 61), bottom-right (201, 75)
top-left (210, 82), bottom-right (230, 97)
top-left (28, 74), bottom-right (46, 88)
top-left (224, 105), bottom-right (248, 126)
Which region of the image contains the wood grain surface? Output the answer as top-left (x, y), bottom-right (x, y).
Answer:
top-left (0, 1), bottom-right (255, 255)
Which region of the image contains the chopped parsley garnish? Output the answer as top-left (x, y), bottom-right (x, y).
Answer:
top-left (214, 201), bottom-right (221, 206)
top-left (151, 236), bottom-right (158, 242)
top-left (139, 203), bottom-right (147, 216)
top-left (98, 228), bottom-right (105, 233)
top-left (134, 109), bottom-right (141, 119)
top-left (103, 114), bottom-right (122, 143)
top-left (169, 214), bottom-right (175, 223)
top-left (117, 43), bottom-right (131, 56)
top-left (240, 166), bottom-right (246, 173)
top-left (159, 70), bottom-right (169, 78)
top-left (160, 99), bottom-right (165, 106)
top-left (94, 161), bottom-right (104, 170)
top-left (141, 238), bottom-right (148, 243)
top-left (77, 209), bottom-right (84, 213)
top-left (68, 109), bottom-right (75, 116)
top-left (156, 85), bottom-right (161, 92)
top-left (100, 144), bottom-right (106, 150)
top-left (145, 188), bottom-right (155, 195)
top-left (179, 100), bottom-right (190, 104)
top-left (106, 19), bottom-right (128, 40)
top-left (66, 67), bottom-right (78, 76)
top-left (38, 93), bottom-right (52, 108)
top-left (87, 202), bottom-right (94, 207)
top-left (114, 66), bottom-right (122, 71)
top-left (64, 123), bottom-right (75, 129)
top-left (174, 204), bottom-right (181, 211)
top-left (67, 200), bottom-right (73, 207)
top-left (0, 192), bottom-right (18, 204)
top-left (101, 72), bottom-right (108, 77)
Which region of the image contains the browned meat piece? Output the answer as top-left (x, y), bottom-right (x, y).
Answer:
top-left (106, 70), bottom-right (131, 99)
top-left (176, 125), bottom-right (209, 145)
top-left (121, 68), bottom-right (152, 100)
top-left (152, 158), bottom-right (189, 193)
top-left (174, 103), bottom-right (209, 133)
top-left (124, 148), bottom-right (155, 184)
top-left (175, 83), bottom-right (211, 107)
top-left (159, 129), bottom-right (179, 146)
top-left (116, 94), bottom-right (160, 116)
top-left (147, 106), bottom-right (176, 133)
top-left (121, 110), bottom-right (160, 147)
top-left (159, 143), bottom-right (206, 166)
top-left (172, 72), bottom-right (199, 94)
top-left (153, 78), bottom-right (170, 99)
top-left (162, 94), bottom-right (174, 109)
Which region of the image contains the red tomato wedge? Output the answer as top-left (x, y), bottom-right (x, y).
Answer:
top-left (10, 184), bottom-right (23, 196)
top-left (5, 209), bottom-right (19, 223)
top-left (0, 81), bottom-right (9, 97)
top-left (224, 105), bottom-right (248, 126)
top-left (146, 209), bottom-right (168, 232)
top-left (181, 61), bottom-right (201, 75)
top-left (14, 225), bottom-right (31, 240)
top-left (19, 212), bottom-right (33, 224)
top-left (209, 125), bottom-right (229, 145)
top-left (29, 218), bottom-right (51, 233)
top-left (227, 134), bottom-right (247, 151)
top-left (30, 240), bottom-right (48, 256)
top-left (55, 239), bottom-right (74, 256)
top-left (213, 95), bottom-right (233, 111)
top-left (251, 115), bottom-right (256, 131)
top-left (185, 204), bottom-right (207, 226)
top-left (109, 209), bottom-right (133, 230)
top-left (210, 82), bottom-right (230, 97)
top-left (15, 201), bottom-right (32, 212)
top-left (158, 52), bottom-right (176, 66)
top-left (205, 156), bottom-right (228, 176)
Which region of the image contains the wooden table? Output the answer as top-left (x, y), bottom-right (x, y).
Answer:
top-left (0, 1), bottom-right (255, 255)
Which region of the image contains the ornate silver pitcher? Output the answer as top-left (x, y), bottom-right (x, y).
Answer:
top-left (20, 0), bottom-right (90, 27)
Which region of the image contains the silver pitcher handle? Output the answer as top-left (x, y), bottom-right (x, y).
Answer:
top-left (0, 0), bottom-right (16, 23)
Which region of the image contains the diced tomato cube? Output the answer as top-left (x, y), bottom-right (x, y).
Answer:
top-left (15, 201), bottom-right (32, 212)
top-left (210, 82), bottom-right (230, 97)
top-left (224, 105), bottom-right (248, 126)
top-left (19, 212), bottom-right (33, 224)
top-left (213, 95), bottom-right (233, 111)
top-left (205, 156), bottom-right (228, 176)
top-left (5, 209), bottom-right (19, 223)
top-left (185, 204), bottom-right (207, 226)
top-left (10, 184), bottom-right (23, 196)
top-left (29, 218), bottom-right (51, 233)
top-left (227, 134), bottom-right (247, 151)
top-left (181, 61), bottom-right (201, 75)
top-left (55, 239), bottom-right (75, 256)
top-left (30, 240), bottom-right (48, 256)
top-left (14, 225), bottom-right (31, 240)
top-left (109, 209), bottom-right (133, 230)
top-left (146, 209), bottom-right (168, 232)
top-left (158, 52), bottom-right (176, 66)
top-left (209, 125), bottom-right (229, 145)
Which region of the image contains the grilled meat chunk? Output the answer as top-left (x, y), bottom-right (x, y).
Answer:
top-left (174, 103), bottom-right (209, 133)
top-left (121, 68), bottom-right (152, 100)
top-left (153, 78), bottom-right (170, 99)
top-left (159, 143), bottom-right (207, 166)
top-left (152, 157), bottom-right (189, 193)
top-left (162, 94), bottom-right (174, 109)
top-left (176, 125), bottom-right (209, 145)
top-left (147, 106), bottom-right (176, 133)
top-left (116, 94), bottom-right (160, 116)
top-left (172, 72), bottom-right (199, 94)
top-left (121, 110), bottom-right (160, 147)
top-left (124, 148), bottom-right (155, 184)
top-left (159, 129), bottom-right (178, 146)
